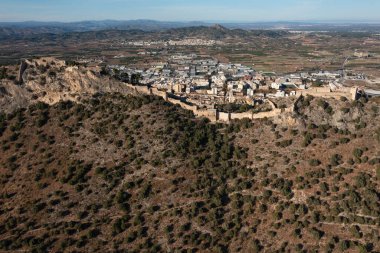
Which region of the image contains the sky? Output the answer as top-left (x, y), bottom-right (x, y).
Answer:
top-left (1, 0), bottom-right (380, 23)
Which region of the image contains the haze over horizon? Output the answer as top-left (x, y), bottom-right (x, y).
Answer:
top-left (1, 0), bottom-right (380, 23)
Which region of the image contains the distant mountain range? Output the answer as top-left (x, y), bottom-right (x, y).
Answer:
top-left (0, 24), bottom-right (288, 44)
top-left (0, 20), bottom-right (208, 34)
top-left (1, 19), bottom-right (380, 36)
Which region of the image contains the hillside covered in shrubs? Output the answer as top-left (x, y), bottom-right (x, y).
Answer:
top-left (0, 93), bottom-right (379, 253)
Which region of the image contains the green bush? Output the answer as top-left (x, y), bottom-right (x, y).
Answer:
top-left (309, 159), bottom-right (321, 166)
top-left (302, 132), bottom-right (314, 147)
top-left (353, 148), bottom-right (363, 158)
top-left (330, 154), bottom-right (342, 166)
top-left (0, 67), bottom-right (7, 79)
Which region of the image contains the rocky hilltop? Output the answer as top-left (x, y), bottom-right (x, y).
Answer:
top-left (0, 57), bottom-right (134, 113)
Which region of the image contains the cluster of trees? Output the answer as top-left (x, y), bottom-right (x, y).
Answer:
top-left (109, 68), bottom-right (142, 85)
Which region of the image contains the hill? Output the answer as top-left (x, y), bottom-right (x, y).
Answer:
top-left (0, 70), bottom-right (379, 252)
top-left (0, 24), bottom-right (286, 43)
top-left (157, 25), bottom-right (285, 40)
top-left (0, 58), bottom-right (135, 112)
top-left (0, 20), bottom-right (209, 34)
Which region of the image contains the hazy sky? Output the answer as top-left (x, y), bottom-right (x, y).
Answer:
top-left (1, 0), bottom-right (380, 22)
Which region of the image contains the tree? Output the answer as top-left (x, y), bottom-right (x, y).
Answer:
top-left (100, 67), bottom-right (108, 76)
top-left (120, 72), bottom-right (129, 83)
top-left (131, 73), bottom-right (141, 85)
top-left (0, 67), bottom-right (7, 79)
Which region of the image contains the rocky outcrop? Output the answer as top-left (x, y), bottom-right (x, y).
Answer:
top-left (18, 60), bottom-right (29, 84)
top-left (0, 57), bottom-right (135, 113)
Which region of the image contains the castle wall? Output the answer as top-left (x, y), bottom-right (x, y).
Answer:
top-left (304, 87), bottom-right (332, 93)
top-left (252, 109), bottom-right (282, 119)
top-left (195, 109), bottom-right (217, 122)
top-left (167, 97), bottom-right (197, 111)
top-left (218, 112), bottom-right (231, 122)
top-left (125, 84), bottom-right (352, 123)
top-left (151, 87), bottom-right (167, 98)
top-left (296, 87), bottom-right (357, 100)
top-left (230, 111), bottom-right (252, 120)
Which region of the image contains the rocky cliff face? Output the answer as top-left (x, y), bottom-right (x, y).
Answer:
top-left (0, 57), bottom-right (133, 112)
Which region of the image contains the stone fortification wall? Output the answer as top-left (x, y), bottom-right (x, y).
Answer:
top-left (195, 109), bottom-right (217, 121)
top-left (230, 112), bottom-right (252, 120)
top-left (126, 84), bottom-right (301, 123)
top-left (218, 112), bottom-right (231, 122)
top-left (283, 107), bottom-right (294, 113)
top-left (126, 84), bottom-right (200, 117)
top-left (296, 87), bottom-right (357, 100)
top-left (219, 107), bottom-right (294, 122)
top-left (267, 99), bottom-right (277, 110)
top-left (307, 87), bottom-right (331, 93)
top-left (297, 91), bottom-right (347, 100)
top-left (251, 109), bottom-right (282, 119)
top-left (167, 97), bottom-right (197, 111)
top-left (151, 88), bottom-right (167, 99)
top-left (125, 84), bottom-right (151, 95)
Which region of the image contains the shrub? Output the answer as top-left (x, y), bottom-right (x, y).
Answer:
top-left (140, 183), bottom-right (152, 199)
top-left (320, 182), bottom-right (329, 193)
top-left (310, 227), bottom-right (324, 240)
top-left (325, 106), bottom-right (334, 115)
top-left (251, 139), bottom-right (259, 144)
top-left (350, 225), bottom-right (361, 238)
top-left (275, 139), bottom-right (292, 148)
top-left (317, 100), bottom-right (328, 109)
top-left (302, 132), bottom-right (314, 147)
top-left (340, 240), bottom-right (350, 251)
top-left (48, 70), bottom-right (57, 77)
top-left (355, 121), bottom-right (367, 130)
top-left (330, 154), bottom-right (342, 166)
top-left (87, 229), bottom-right (100, 238)
top-left (250, 239), bottom-right (262, 253)
top-left (115, 190), bottom-right (131, 211)
top-left (112, 216), bottom-right (130, 234)
top-left (0, 67), bottom-right (7, 79)
top-left (309, 159), bottom-right (321, 166)
top-left (339, 138), bottom-right (350, 144)
top-left (353, 148), bottom-right (363, 158)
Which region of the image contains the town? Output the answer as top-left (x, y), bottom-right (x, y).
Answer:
top-left (106, 53), bottom-right (366, 121)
